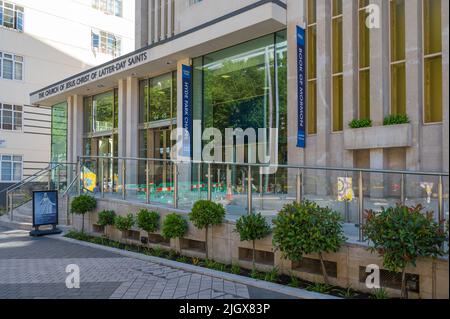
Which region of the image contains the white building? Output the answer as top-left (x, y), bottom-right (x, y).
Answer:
top-left (0, 0), bottom-right (135, 197)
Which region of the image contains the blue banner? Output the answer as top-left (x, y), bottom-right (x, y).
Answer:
top-left (182, 65), bottom-right (193, 158)
top-left (33, 191), bottom-right (58, 227)
top-left (297, 26), bottom-right (306, 148)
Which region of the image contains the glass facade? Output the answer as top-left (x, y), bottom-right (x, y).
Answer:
top-left (84, 90), bottom-right (117, 134)
top-left (51, 102), bottom-right (68, 163)
top-left (358, 0), bottom-right (371, 120)
top-left (390, 0), bottom-right (406, 116)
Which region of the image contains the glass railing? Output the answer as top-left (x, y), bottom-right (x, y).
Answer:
top-left (78, 156), bottom-right (449, 242)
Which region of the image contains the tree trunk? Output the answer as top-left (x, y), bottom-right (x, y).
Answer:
top-left (205, 226), bottom-right (209, 259)
top-left (252, 240), bottom-right (256, 270)
top-left (81, 214), bottom-right (85, 233)
top-left (319, 253), bottom-right (329, 285)
top-left (401, 268), bottom-right (408, 299)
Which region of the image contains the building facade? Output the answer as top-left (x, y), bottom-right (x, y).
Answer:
top-left (0, 0), bottom-right (134, 198)
top-left (30, 0), bottom-right (448, 211)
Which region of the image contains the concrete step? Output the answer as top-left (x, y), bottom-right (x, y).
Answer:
top-left (0, 215), bottom-right (32, 231)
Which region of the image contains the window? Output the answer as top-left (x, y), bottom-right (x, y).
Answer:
top-left (91, 30), bottom-right (121, 57)
top-left (139, 72), bottom-right (177, 124)
top-left (358, 0), bottom-right (371, 120)
top-left (0, 155), bottom-right (22, 182)
top-left (332, 0), bottom-right (343, 132)
top-left (0, 1), bottom-right (24, 32)
top-left (390, 0), bottom-right (406, 116)
top-left (0, 51), bottom-right (23, 80)
top-left (423, 0), bottom-right (442, 123)
top-left (84, 90), bottom-right (117, 134)
top-left (307, 0), bottom-right (317, 135)
top-left (51, 102), bottom-right (68, 163)
top-left (0, 103), bottom-right (22, 131)
top-left (92, 0), bottom-right (122, 17)
top-left (189, 0), bottom-right (202, 5)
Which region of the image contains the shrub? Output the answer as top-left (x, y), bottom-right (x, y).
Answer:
top-left (363, 204), bottom-right (446, 298)
top-left (264, 267), bottom-right (279, 283)
top-left (136, 209), bottom-right (160, 246)
top-left (114, 214), bottom-right (135, 242)
top-left (70, 195), bottom-right (97, 233)
top-left (162, 213), bottom-right (188, 240)
top-left (383, 114), bottom-right (410, 126)
top-left (349, 118), bottom-right (372, 129)
top-left (97, 210), bottom-right (116, 238)
top-left (272, 200), bottom-right (346, 284)
top-left (231, 264), bottom-right (241, 275)
top-left (189, 200), bottom-right (226, 259)
top-left (235, 213), bottom-right (271, 269)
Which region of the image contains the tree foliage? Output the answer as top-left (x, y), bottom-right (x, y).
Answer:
top-left (70, 195), bottom-right (97, 233)
top-left (272, 200), bottom-right (345, 283)
top-left (114, 214), bottom-right (135, 232)
top-left (235, 213), bottom-right (271, 269)
top-left (162, 213), bottom-right (188, 240)
top-left (136, 209), bottom-right (160, 234)
top-left (97, 210), bottom-right (116, 227)
top-left (363, 204), bottom-right (446, 298)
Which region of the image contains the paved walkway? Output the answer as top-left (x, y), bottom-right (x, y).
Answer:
top-left (0, 226), bottom-right (295, 299)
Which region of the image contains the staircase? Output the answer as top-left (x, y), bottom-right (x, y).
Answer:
top-left (0, 163), bottom-right (77, 231)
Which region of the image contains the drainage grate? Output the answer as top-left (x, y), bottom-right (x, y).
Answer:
top-left (292, 257), bottom-right (338, 278)
top-left (359, 266), bottom-right (420, 293)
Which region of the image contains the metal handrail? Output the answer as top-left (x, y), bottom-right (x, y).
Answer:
top-left (62, 172), bottom-right (80, 198)
top-left (79, 155), bottom-right (449, 177)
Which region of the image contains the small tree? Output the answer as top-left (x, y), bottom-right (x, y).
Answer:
top-left (189, 200), bottom-right (226, 259)
top-left (235, 213), bottom-right (271, 270)
top-left (272, 200), bottom-right (345, 285)
top-left (97, 210), bottom-right (116, 238)
top-left (363, 204), bottom-right (446, 298)
top-left (71, 195), bottom-right (97, 233)
top-left (162, 213), bottom-right (188, 243)
top-left (114, 214), bottom-right (135, 244)
top-left (137, 209), bottom-right (160, 247)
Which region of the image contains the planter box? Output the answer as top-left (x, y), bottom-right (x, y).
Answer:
top-left (344, 123), bottom-right (412, 150)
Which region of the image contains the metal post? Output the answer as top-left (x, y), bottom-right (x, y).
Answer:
top-left (438, 175), bottom-right (443, 229)
top-left (400, 173), bottom-right (405, 205)
top-left (173, 162), bottom-right (178, 209)
top-left (247, 165), bottom-right (252, 214)
top-left (358, 171), bottom-right (364, 242)
top-left (207, 163), bottom-right (212, 201)
top-left (77, 157), bottom-right (81, 196)
top-left (296, 169), bottom-right (302, 204)
top-left (146, 160), bottom-right (150, 204)
top-left (100, 158), bottom-right (104, 198)
top-left (9, 192), bottom-right (13, 221)
top-left (122, 159), bottom-right (126, 200)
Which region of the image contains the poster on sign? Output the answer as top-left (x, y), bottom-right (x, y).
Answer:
top-left (32, 190), bottom-right (59, 227)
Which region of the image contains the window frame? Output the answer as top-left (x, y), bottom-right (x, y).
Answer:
top-left (0, 1), bottom-right (24, 32)
top-left (92, 0), bottom-right (123, 17)
top-left (0, 154), bottom-right (23, 182)
top-left (358, 1), bottom-right (371, 120)
top-left (331, 0), bottom-right (344, 133)
top-left (0, 51), bottom-right (24, 81)
top-left (91, 29), bottom-right (122, 58)
top-left (422, 0), bottom-right (443, 125)
top-left (0, 102), bottom-right (23, 131)
top-left (306, 0), bottom-right (317, 136)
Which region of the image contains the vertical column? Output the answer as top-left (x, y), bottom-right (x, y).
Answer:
top-left (287, 0), bottom-right (307, 197)
top-left (315, 0), bottom-right (332, 195)
top-left (342, 0), bottom-right (358, 168)
top-left (126, 77), bottom-right (139, 186)
top-left (148, 0), bottom-right (154, 44)
top-left (369, 0), bottom-right (389, 197)
top-left (161, 0), bottom-right (166, 40)
top-left (154, 0), bottom-right (160, 42)
top-left (442, 0), bottom-right (449, 173)
top-left (72, 95), bottom-right (84, 164)
top-left (135, 0), bottom-right (149, 48)
top-left (167, 0), bottom-right (173, 37)
top-left (405, 0), bottom-right (423, 197)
